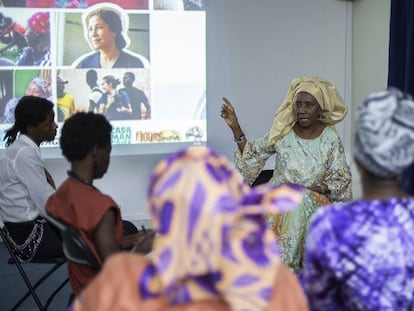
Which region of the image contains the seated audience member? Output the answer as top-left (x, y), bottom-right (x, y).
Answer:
top-left (301, 88), bottom-right (414, 310)
top-left (71, 146), bottom-right (309, 311)
top-left (46, 112), bottom-right (137, 295)
top-left (0, 96), bottom-right (64, 262)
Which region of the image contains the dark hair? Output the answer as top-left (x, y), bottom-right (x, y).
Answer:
top-left (124, 71), bottom-right (135, 81)
top-left (3, 96), bottom-right (54, 146)
top-left (60, 112), bottom-right (112, 162)
top-left (86, 69), bottom-right (98, 86)
top-left (87, 8), bottom-right (127, 50)
top-left (102, 75), bottom-right (121, 89)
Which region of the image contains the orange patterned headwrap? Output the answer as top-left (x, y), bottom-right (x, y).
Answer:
top-left (147, 146), bottom-right (303, 310)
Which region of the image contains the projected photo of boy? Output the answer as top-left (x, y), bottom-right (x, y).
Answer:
top-left (69, 4), bottom-right (150, 69)
top-left (119, 71), bottom-right (151, 120)
top-left (85, 69), bottom-right (103, 113)
top-left (18, 12), bottom-right (51, 66)
top-left (25, 0), bottom-right (148, 9)
top-left (0, 13), bottom-right (26, 64)
top-left (154, 0), bottom-right (204, 10)
top-left (57, 68), bottom-right (150, 122)
top-left (0, 69), bottom-right (51, 124)
top-left (0, 11), bottom-right (51, 67)
top-left (56, 75), bottom-right (76, 122)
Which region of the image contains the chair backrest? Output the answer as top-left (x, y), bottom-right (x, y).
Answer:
top-left (45, 215), bottom-right (101, 272)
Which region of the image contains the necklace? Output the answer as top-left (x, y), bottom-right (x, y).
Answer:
top-left (67, 170), bottom-right (95, 188)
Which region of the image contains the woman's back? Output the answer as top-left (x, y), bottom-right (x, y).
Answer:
top-left (302, 198), bottom-right (414, 310)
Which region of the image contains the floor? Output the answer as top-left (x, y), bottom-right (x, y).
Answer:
top-left (0, 242), bottom-right (72, 311)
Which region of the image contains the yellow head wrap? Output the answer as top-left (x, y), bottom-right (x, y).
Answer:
top-left (267, 76), bottom-right (348, 146)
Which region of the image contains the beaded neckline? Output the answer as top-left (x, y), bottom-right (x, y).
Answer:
top-left (67, 170), bottom-right (96, 189)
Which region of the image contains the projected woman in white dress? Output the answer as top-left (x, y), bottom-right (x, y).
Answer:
top-left (72, 4), bottom-right (149, 69)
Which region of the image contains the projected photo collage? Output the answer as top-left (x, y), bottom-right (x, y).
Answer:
top-left (0, 0), bottom-right (206, 150)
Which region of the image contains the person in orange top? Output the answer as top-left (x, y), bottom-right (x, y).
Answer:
top-left (46, 112), bottom-right (122, 295)
top-left (70, 146), bottom-right (309, 311)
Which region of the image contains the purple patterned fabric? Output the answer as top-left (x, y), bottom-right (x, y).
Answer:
top-left (301, 198), bottom-right (414, 311)
top-left (146, 146), bottom-right (303, 310)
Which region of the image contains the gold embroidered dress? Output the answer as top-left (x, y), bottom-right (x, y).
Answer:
top-left (235, 127), bottom-right (352, 272)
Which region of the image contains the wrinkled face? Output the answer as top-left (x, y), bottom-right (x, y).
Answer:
top-left (94, 142), bottom-right (112, 179)
top-left (87, 15), bottom-right (116, 50)
top-left (293, 92), bottom-right (321, 128)
top-left (31, 110), bottom-right (57, 144)
top-left (25, 83), bottom-right (46, 97)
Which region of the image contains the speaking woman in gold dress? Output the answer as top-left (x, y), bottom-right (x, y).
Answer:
top-left (221, 76), bottom-right (352, 272)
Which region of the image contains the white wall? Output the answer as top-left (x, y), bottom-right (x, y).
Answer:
top-left (207, 0), bottom-right (352, 162)
top-left (350, 0), bottom-right (390, 199)
top-left (45, 0), bottom-right (389, 222)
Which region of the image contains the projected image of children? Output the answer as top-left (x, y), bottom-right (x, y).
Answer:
top-left (17, 12), bottom-right (51, 66)
top-left (154, 0), bottom-right (204, 10)
top-left (70, 4), bottom-right (150, 69)
top-left (25, 0), bottom-right (148, 9)
top-left (0, 11), bottom-right (51, 67)
top-left (0, 13), bottom-right (26, 65)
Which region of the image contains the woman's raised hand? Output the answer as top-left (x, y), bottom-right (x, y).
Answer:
top-left (220, 97), bottom-right (240, 130)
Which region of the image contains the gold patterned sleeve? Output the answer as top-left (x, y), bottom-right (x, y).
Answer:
top-left (323, 130), bottom-right (353, 202)
top-left (234, 132), bottom-right (276, 185)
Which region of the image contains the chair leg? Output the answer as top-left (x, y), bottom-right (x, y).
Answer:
top-left (9, 262), bottom-right (45, 311)
top-left (44, 277), bottom-right (70, 310)
top-left (0, 231), bottom-right (46, 311)
top-left (1, 228), bottom-right (69, 310)
top-left (11, 262), bottom-right (67, 311)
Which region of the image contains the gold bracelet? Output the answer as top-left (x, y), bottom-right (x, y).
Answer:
top-left (234, 133), bottom-right (246, 144)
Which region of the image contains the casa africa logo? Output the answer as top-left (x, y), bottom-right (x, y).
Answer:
top-left (111, 126), bottom-right (132, 145)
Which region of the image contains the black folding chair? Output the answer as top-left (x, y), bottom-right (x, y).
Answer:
top-left (44, 215), bottom-right (101, 272)
top-left (0, 223), bottom-right (69, 311)
top-left (252, 169), bottom-right (274, 187)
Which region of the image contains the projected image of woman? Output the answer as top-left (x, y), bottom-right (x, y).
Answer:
top-left (98, 75), bottom-right (131, 120)
top-left (72, 4), bottom-right (149, 69)
top-left (1, 75), bottom-right (50, 124)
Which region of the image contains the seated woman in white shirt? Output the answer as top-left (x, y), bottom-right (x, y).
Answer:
top-left (0, 95), bottom-right (64, 262)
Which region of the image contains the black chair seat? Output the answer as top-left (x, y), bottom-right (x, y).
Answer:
top-left (7, 256), bottom-right (66, 265)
